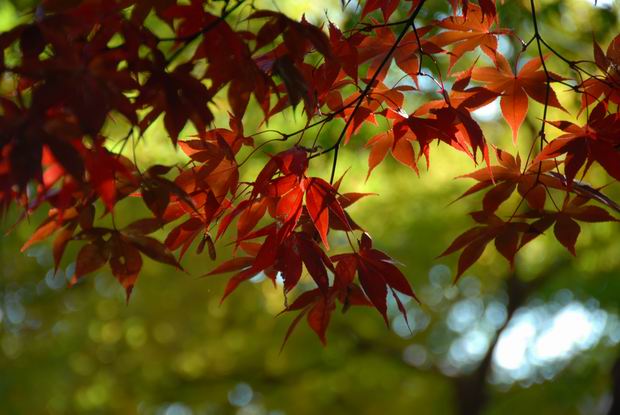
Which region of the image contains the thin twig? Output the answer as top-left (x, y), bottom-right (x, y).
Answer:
top-left (165, 0), bottom-right (246, 68)
top-left (319, 0), bottom-right (428, 184)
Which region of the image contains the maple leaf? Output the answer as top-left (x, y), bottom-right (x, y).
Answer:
top-left (430, 3), bottom-right (509, 72)
top-left (272, 56), bottom-right (313, 109)
top-left (331, 233), bottom-right (417, 323)
top-left (207, 228), bottom-right (334, 301)
top-left (471, 54), bottom-right (565, 143)
top-left (358, 25), bottom-right (440, 84)
top-left (388, 77), bottom-right (502, 171)
top-left (535, 104), bottom-right (620, 185)
top-left (328, 22), bottom-right (363, 82)
top-left (449, 0), bottom-right (498, 22)
top-left (136, 60), bottom-right (213, 143)
top-left (159, 0), bottom-right (211, 39)
top-left (305, 177), bottom-right (351, 249)
top-left (82, 144), bottom-right (136, 211)
top-left (439, 212), bottom-right (530, 277)
top-left (519, 196), bottom-right (618, 256)
top-left (333, 81), bottom-right (417, 143)
top-left (582, 33), bottom-right (620, 108)
top-left (457, 148), bottom-right (564, 212)
top-left (365, 129), bottom-right (419, 180)
top-left (279, 259), bottom-right (373, 346)
top-left (361, 0), bottom-right (409, 21)
top-left (3, 0), bottom-right (620, 349)
top-left (20, 207), bottom-right (79, 255)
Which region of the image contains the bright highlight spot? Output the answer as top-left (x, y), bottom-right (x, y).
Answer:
top-left (472, 98), bottom-right (501, 122)
top-left (492, 300), bottom-right (613, 383)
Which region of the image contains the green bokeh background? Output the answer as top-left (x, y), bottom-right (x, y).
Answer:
top-left (2, 1), bottom-right (620, 414)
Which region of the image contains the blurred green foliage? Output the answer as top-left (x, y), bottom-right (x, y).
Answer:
top-left (2, 1), bottom-right (620, 414)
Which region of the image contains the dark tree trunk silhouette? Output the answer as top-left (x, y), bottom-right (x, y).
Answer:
top-left (608, 355), bottom-right (620, 415)
top-left (453, 264), bottom-right (559, 415)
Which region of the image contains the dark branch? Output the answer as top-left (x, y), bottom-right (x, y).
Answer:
top-left (318, 0), bottom-right (428, 184)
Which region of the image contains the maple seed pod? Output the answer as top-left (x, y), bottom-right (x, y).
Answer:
top-left (197, 233), bottom-right (216, 260)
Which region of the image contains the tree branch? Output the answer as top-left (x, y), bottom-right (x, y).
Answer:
top-left (317, 0), bottom-right (428, 184)
top-left (165, 0), bottom-right (246, 67)
top-left (452, 260), bottom-right (567, 415)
